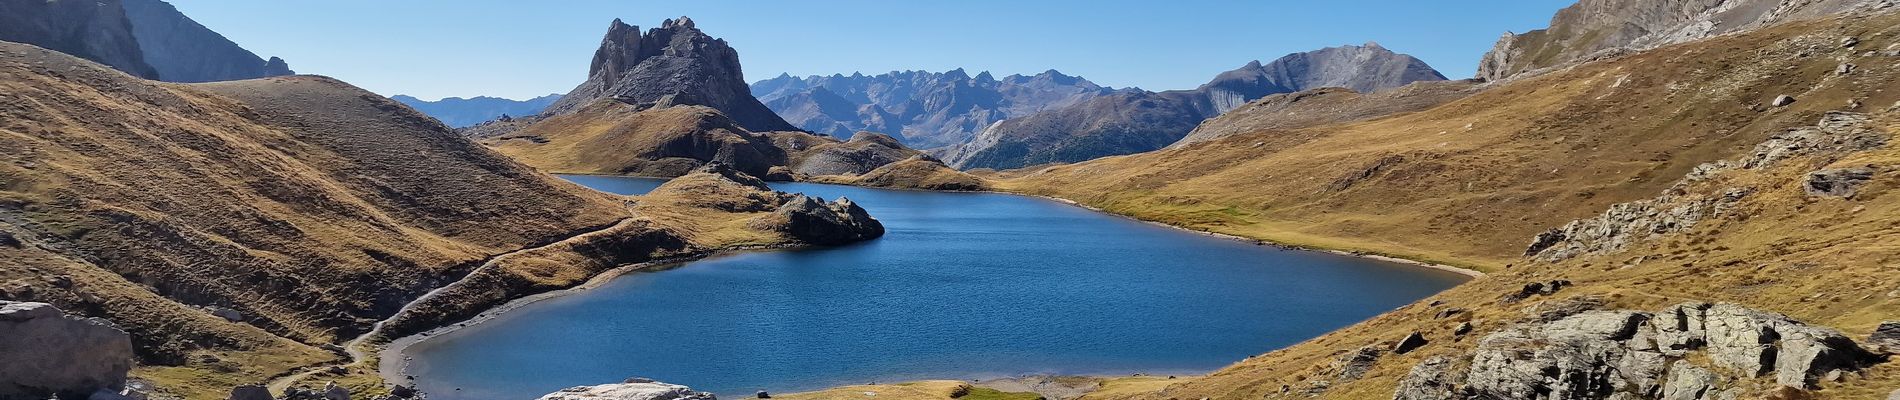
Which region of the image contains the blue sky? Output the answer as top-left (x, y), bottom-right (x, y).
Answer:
top-left (168, 0), bottom-right (1576, 101)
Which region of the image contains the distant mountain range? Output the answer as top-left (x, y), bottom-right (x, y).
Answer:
top-left (0, 0), bottom-right (293, 82)
top-left (751, 69), bottom-right (1119, 149)
top-left (938, 43), bottom-right (1447, 170)
top-left (391, 94), bottom-right (562, 128)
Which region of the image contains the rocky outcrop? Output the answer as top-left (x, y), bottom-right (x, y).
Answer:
top-left (0, 0), bottom-right (158, 79)
top-left (226, 385), bottom-right (272, 400)
top-left (1394, 302), bottom-right (1883, 399)
top-left (545, 17), bottom-right (793, 132)
top-left (1475, 0), bottom-right (1895, 82)
top-left (537, 378), bottom-right (717, 400)
top-left (1804, 167), bottom-right (1873, 197)
top-left (753, 69), bottom-right (1118, 148)
top-left (0, 302), bottom-right (134, 400)
top-left (1869, 321), bottom-right (1900, 354)
top-left (1527, 112), bottom-right (1888, 261)
top-left (780, 132), bottom-right (918, 176)
top-left (757, 195), bottom-right (885, 246)
top-left (392, 94), bottom-right (563, 128)
top-left (119, 0), bottom-right (295, 82)
top-left (942, 44), bottom-right (1445, 170)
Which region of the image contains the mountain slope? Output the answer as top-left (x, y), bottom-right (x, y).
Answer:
top-left (942, 43), bottom-right (1446, 170)
top-left (1171, 80), bottom-right (1480, 148)
top-left (996, 10), bottom-right (1900, 400)
top-left (0, 0), bottom-right (158, 79)
top-left (0, 39), bottom-right (889, 399)
top-left (752, 69), bottom-right (1117, 148)
top-left (119, 0), bottom-right (294, 82)
top-left (541, 17), bottom-right (793, 132)
top-left (392, 94), bottom-right (562, 128)
top-left (1476, 0), bottom-right (1891, 82)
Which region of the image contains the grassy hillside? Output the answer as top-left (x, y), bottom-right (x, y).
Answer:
top-left (988, 11), bottom-right (1900, 400)
top-left (997, 13), bottom-right (1900, 271)
top-left (483, 101), bottom-right (790, 178)
top-left (0, 40), bottom-right (886, 399)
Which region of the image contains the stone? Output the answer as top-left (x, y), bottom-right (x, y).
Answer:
top-left (1332, 346), bottom-right (1383, 382)
top-left (755, 390), bottom-right (770, 398)
top-left (207, 306), bottom-right (245, 322)
top-left (1772, 95), bottom-right (1797, 107)
top-left (0, 302), bottom-right (135, 400)
top-left (1806, 168), bottom-right (1874, 197)
top-left (1838, 63), bottom-right (1857, 75)
top-left (1434, 308), bottom-right (1465, 319)
top-left (388, 385), bottom-right (417, 398)
top-left (227, 385), bottom-right (273, 400)
top-left (1843, 36), bottom-right (1861, 48)
top-left (323, 382), bottom-right (350, 400)
top-left (88, 388), bottom-right (149, 400)
top-left (536, 378), bottom-right (717, 400)
top-left (1393, 332), bottom-right (1429, 354)
top-left (757, 194), bottom-right (884, 246)
top-left (1393, 356), bottom-right (1461, 400)
top-left (1869, 321), bottom-right (1900, 354)
top-left (1660, 361), bottom-right (1718, 400)
top-left (1453, 321), bottom-right (1473, 336)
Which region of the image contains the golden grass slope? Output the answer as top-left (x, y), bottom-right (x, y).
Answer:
top-left (998, 13), bottom-right (1900, 271)
top-left (483, 100), bottom-right (789, 178)
top-left (0, 40), bottom-right (754, 398)
top-left (994, 12), bottom-right (1900, 400)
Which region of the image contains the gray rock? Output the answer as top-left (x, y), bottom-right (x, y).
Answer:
top-left (760, 194), bottom-right (884, 246)
top-left (323, 382), bottom-right (349, 400)
top-left (536, 378), bottom-right (717, 400)
top-left (227, 385), bottom-right (273, 400)
top-left (1838, 63), bottom-right (1858, 75)
top-left (1870, 321), bottom-right (1900, 354)
top-left (1393, 356), bottom-right (1461, 400)
top-left (1453, 321), bottom-right (1473, 336)
top-left (1333, 346), bottom-right (1384, 382)
top-left (1394, 332), bottom-right (1429, 354)
top-left (119, 0), bottom-right (295, 82)
top-left (87, 387), bottom-right (149, 400)
top-left (206, 306), bottom-right (244, 322)
top-left (1398, 302), bottom-right (1883, 399)
top-left (1806, 168), bottom-right (1874, 197)
top-left (0, 302), bottom-right (135, 400)
top-left (1772, 95), bottom-right (1797, 107)
top-left (1659, 361), bottom-right (1717, 400)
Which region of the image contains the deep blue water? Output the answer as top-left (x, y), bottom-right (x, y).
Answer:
top-left (405, 175), bottom-right (1468, 399)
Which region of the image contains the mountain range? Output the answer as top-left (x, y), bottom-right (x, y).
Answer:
top-left (0, 0), bottom-right (293, 83)
top-left (939, 43), bottom-right (1447, 170)
top-left (751, 69), bottom-right (1120, 148)
top-left (390, 94), bottom-right (563, 128)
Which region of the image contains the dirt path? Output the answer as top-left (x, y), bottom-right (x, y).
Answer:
top-left (267, 217), bottom-right (642, 393)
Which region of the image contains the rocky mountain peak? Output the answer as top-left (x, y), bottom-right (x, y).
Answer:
top-left (546, 16), bottom-right (795, 132)
top-left (1199, 43), bottom-right (1446, 113)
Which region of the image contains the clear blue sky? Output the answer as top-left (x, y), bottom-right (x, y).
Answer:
top-left (168, 0), bottom-right (1576, 101)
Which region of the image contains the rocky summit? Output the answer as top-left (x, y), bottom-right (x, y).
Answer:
top-left (940, 43), bottom-right (1446, 170)
top-left (1476, 0), bottom-right (1894, 82)
top-left (544, 17), bottom-right (794, 132)
top-left (537, 378), bottom-right (717, 400)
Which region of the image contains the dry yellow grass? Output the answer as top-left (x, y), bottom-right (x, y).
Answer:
top-left (776, 380), bottom-right (1042, 400)
top-left (990, 12), bottom-right (1900, 400)
top-left (484, 101), bottom-right (786, 177)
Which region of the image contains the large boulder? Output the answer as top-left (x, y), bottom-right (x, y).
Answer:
top-left (0, 301), bottom-right (134, 400)
top-left (1870, 321), bottom-right (1900, 354)
top-left (1395, 302), bottom-right (1884, 399)
top-left (537, 378), bottom-right (717, 400)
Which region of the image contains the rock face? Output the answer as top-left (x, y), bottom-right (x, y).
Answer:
top-left (777, 132), bottom-right (919, 176)
top-left (391, 94), bottom-right (563, 128)
top-left (941, 43), bottom-right (1445, 170)
top-left (1526, 112), bottom-right (1887, 261)
top-left (0, 302), bottom-right (135, 400)
top-left (1394, 302), bottom-right (1883, 399)
top-left (1869, 321), bottom-right (1900, 354)
top-left (537, 378), bottom-right (717, 400)
top-left (545, 17), bottom-right (794, 132)
top-left (118, 0), bottom-right (295, 82)
top-left (752, 69), bottom-right (1118, 148)
top-left (0, 0), bottom-right (293, 83)
top-left (1805, 167), bottom-right (1874, 197)
top-left (1475, 0), bottom-right (1894, 81)
top-left (0, 0), bottom-right (158, 79)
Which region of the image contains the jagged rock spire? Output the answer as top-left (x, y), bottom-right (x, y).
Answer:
top-left (546, 16), bottom-right (796, 132)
